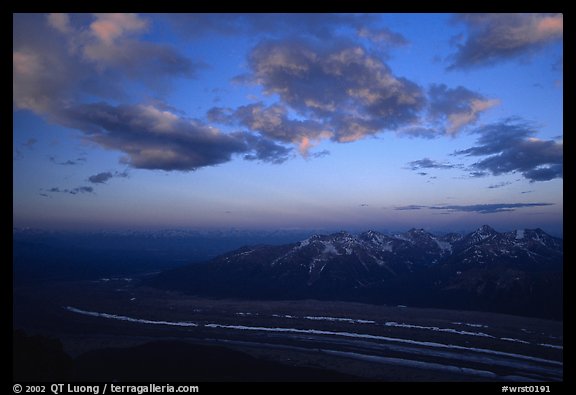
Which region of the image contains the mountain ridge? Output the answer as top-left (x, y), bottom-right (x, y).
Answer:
top-left (149, 225), bottom-right (563, 319)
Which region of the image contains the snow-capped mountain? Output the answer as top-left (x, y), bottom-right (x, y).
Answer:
top-left (150, 226), bottom-right (562, 319)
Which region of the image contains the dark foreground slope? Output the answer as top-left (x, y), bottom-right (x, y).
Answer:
top-left (150, 226), bottom-right (562, 319)
top-left (14, 331), bottom-right (357, 382)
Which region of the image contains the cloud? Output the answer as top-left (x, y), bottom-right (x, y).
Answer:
top-left (47, 186), bottom-right (94, 195)
top-left (49, 156), bottom-right (86, 166)
top-left (23, 138), bottom-right (38, 149)
top-left (449, 13), bottom-right (563, 69)
top-left (454, 119), bottom-right (563, 182)
top-left (487, 181), bottom-right (512, 189)
top-left (47, 13), bottom-right (73, 34)
top-left (395, 205), bottom-right (427, 211)
top-left (88, 172), bottom-right (114, 184)
top-left (469, 171), bottom-right (488, 178)
top-left (88, 170), bottom-right (130, 184)
top-left (229, 39), bottom-right (426, 148)
top-left (428, 84), bottom-right (499, 134)
top-left (209, 103), bottom-right (330, 155)
top-left (395, 202), bottom-right (554, 214)
top-left (241, 133), bottom-right (293, 164)
top-left (397, 126), bottom-right (441, 139)
top-left (56, 102), bottom-right (290, 171)
top-left (357, 27), bottom-right (408, 46)
top-left (166, 13), bottom-right (381, 40)
top-left (406, 158), bottom-right (458, 171)
top-left (13, 14), bottom-right (200, 115)
top-left (51, 14), bottom-right (201, 84)
top-left (13, 149), bottom-right (22, 161)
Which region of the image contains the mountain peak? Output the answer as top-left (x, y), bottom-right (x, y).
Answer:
top-left (407, 228), bottom-right (428, 234)
top-left (476, 225), bottom-right (497, 233)
top-left (470, 225), bottom-right (499, 237)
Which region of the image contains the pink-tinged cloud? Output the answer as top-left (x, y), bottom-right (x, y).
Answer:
top-left (89, 13), bottom-right (148, 45)
top-left (47, 13), bottom-right (72, 34)
top-left (450, 13), bottom-right (563, 69)
top-left (428, 84), bottom-right (499, 135)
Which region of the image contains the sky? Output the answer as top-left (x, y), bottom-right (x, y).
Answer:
top-left (12, 13), bottom-right (563, 235)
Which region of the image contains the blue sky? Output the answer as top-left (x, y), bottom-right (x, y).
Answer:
top-left (13, 13), bottom-right (563, 235)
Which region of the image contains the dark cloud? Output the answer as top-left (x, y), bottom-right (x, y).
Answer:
top-left (407, 158), bottom-right (457, 171)
top-left (454, 119), bottom-right (563, 182)
top-left (357, 27), bottom-right (408, 46)
top-left (88, 170), bottom-right (130, 184)
top-left (310, 150), bottom-right (330, 159)
top-left (469, 171), bottom-right (488, 178)
top-left (417, 172), bottom-right (428, 176)
top-left (487, 181), bottom-right (512, 189)
top-left (521, 190), bottom-right (534, 194)
top-left (88, 172), bottom-right (114, 184)
top-left (246, 39), bottom-right (426, 144)
top-left (49, 157), bottom-right (85, 166)
top-left (47, 186), bottom-right (94, 195)
top-left (396, 202), bottom-right (554, 214)
top-left (395, 205), bottom-right (427, 211)
top-left (166, 13), bottom-right (380, 40)
top-left (430, 203), bottom-right (554, 214)
top-left (23, 138), bottom-right (38, 149)
top-left (59, 102), bottom-right (248, 170)
top-left (428, 84), bottom-right (499, 134)
top-left (209, 103), bottom-right (329, 155)
top-left (241, 133), bottom-right (293, 164)
top-left (449, 13), bottom-right (563, 69)
top-left (397, 126), bottom-right (441, 139)
top-left (57, 102), bottom-right (290, 171)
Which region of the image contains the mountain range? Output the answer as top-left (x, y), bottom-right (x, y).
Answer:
top-left (149, 225), bottom-right (563, 319)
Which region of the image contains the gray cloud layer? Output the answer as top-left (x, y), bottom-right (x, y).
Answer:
top-left (455, 119), bottom-right (563, 182)
top-left (88, 171), bottom-right (128, 184)
top-left (58, 102), bottom-right (290, 171)
top-left (449, 13), bottom-right (563, 69)
top-left (396, 202), bottom-right (554, 214)
top-left (13, 14), bottom-right (554, 175)
top-left (406, 158), bottom-right (458, 171)
top-left (166, 13), bottom-right (381, 40)
top-left (47, 186), bottom-right (94, 195)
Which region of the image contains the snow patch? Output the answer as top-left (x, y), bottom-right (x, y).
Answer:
top-left (516, 229), bottom-right (525, 240)
top-left (538, 343), bottom-right (563, 350)
top-left (321, 241), bottom-right (340, 256)
top-left (65, 306), bottom-right (198, 327)
top-left (304, 316), bottom-right (376, 324)
top-left (500, 338), bottom-right (530, 344)
top-left (451, 322), bottom-right (489, 329)
top-left (384, 322), bottom-right (494, 338)
top-left (434, 239), bottom-right (453, 253)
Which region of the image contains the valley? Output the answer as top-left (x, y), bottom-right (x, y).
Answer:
top-left (13, 277), bottom-right (563, 382)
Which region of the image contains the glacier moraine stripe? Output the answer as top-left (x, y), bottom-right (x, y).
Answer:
top-left (65, 306), bottom-right (561, 366)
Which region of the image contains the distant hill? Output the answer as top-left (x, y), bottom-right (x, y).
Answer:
top-left (150, 225), bottom-right (563, 320)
